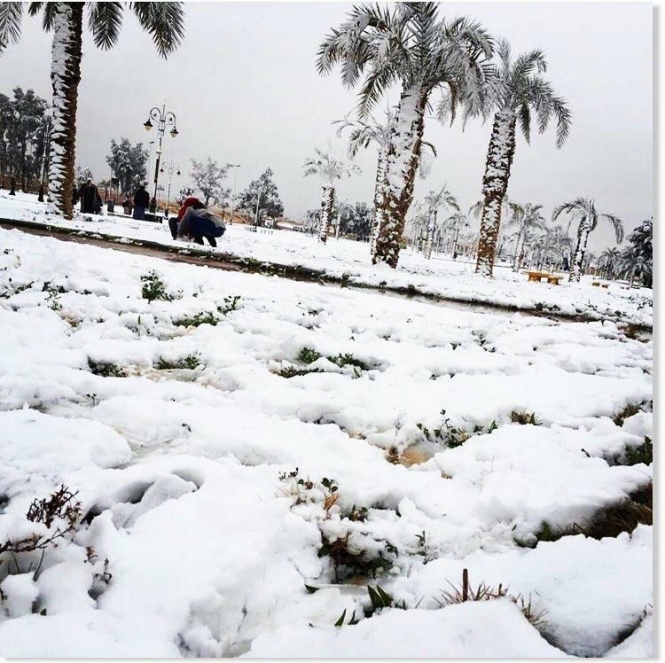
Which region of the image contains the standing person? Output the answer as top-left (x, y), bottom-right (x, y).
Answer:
top-left (79, 178), bottom-right (98, 214)
top-left (133, 183), bottom-right (150, 220)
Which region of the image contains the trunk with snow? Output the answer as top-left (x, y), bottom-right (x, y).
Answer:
top-left (374, 87), bottom-right (427, 268)
top-left (475, 109), bottom-right (517, 277)
top-left (512, 228), bottom-right (525, 272)
top-left (370, 148), bottom-right (388, 259)
top-left (318, 185), bottom-right (335, 244)
top-left (424, 210), bottom-right (437, 260)
top-left (48, 3), bottom-right (82, 220)
top-left (569, 220), bottom-right (591, 283)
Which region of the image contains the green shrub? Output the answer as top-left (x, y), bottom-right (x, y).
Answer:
top-left (141, 271), bottom-right (175, 302)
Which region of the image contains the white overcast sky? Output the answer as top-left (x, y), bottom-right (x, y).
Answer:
top-left (0, 1), bottom-right (652, 251)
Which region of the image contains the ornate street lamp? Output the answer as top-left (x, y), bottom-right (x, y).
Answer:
top-left (143, 104), bottom-right (178, 213)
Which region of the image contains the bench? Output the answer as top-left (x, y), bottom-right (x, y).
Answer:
top-left (526, 271), bottom-right (563, 285)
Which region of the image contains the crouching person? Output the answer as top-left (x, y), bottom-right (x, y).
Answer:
top-left (178, 204), bottom-right (226, 247)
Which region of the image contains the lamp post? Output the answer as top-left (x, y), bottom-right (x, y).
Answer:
top-left (143, 104), bottom-right (179, 214)
top-left (159, 161), bottom-right (181, 218)
top-left (227, 163), bottom-right (240, 224)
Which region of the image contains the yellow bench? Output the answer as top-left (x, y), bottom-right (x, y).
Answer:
top-left (527, 271), bottom-right (562, 285)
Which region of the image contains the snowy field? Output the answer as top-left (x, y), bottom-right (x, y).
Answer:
top-left (0, 223), bottom-right (652, 657)
top-left (0, 191), bottom-right (653, 328)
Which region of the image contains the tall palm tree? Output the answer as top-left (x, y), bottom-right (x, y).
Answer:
top-left (303, 147), bottom-right (359, 244)
top-left (421, 185), bottom-right (458, 259)
top-left (0, 2), bottom-right (184, 220)
top-left (552, 197), bottom-right (623, 282)
top-left (504, 202), bottom-right (546, 271)
top-left (474, 39), bottom-right (571, 277)
top-left (318, 2), bottom-right (494, 268)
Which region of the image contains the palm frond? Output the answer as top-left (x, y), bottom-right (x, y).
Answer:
top-left (601, 213), bottom-right (624, 244)
top-left (131, 2), bottom-right (184, 58)
top-left (0, 2), bottom-right (23, 53)
top-left (88, 2), bottom-right (124, 50)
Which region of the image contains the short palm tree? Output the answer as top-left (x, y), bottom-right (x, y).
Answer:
top-left (336, 108), bottom-right (437, 259)
top-left (318, 2), bottom-right (494, 268)
top-left (504, 202), bottom-right (546, 271)
top-left (599, 247), bottom-right (621, 280)
top-left (474, 39), bottom-right (571, 277)
top-left (421, 185), bottom-right (459, 260)
top-left (552, 197), bottom-right (623, 282)
top-left (303, 147), bottom-right (359, 244)
top-left (444, 212), bottom-right (469, 258)
top-left (0, 2), bottom-right (184, 220)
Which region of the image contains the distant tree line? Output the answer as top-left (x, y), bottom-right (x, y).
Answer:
top-left (0, 87), bottom-right (50, 192)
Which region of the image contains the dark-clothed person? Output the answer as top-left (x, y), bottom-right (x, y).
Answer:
top-left (177, 206), bottom-right (226, 247)
top-left (170, 196), bottom-right (204, 240)
top-left (79, 179), bottom-right (98, 214)
top-left (133, 184), bottom-right (150, 220)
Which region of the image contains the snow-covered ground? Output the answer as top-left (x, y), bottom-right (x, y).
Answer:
top-left (0, 222), bottom-right (652, 657)
top-left (0, 191), bottom-right (653, 328)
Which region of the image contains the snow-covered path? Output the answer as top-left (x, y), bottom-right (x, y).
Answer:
top-left (0, 191), bottom-right (653, 328)
top-left (0, 227), bottom-right (652, 657)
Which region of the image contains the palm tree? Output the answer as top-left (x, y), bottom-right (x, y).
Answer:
top-left (444, 212), bottom-right (469, 258)
top-left (504, 202), bottom-right (546, 271)
top-left (599, 247), bottom-right (621, 280)
top-left (303, 147), bottom-right (359, 244)
top-left (0, 2), bottom-right (184, 220)
top-left (534, 225), bottom-right (572, 271)
top-left (552, 197), bottom-right (623, 282)
top-left (474, 39), bottom-right (571, 277)
top-left (420, 185), bottom-right (459, 259)
top-left (318, 3), bottom-right (494, 268)
top-left (336, 108), bottom-right (437, 259)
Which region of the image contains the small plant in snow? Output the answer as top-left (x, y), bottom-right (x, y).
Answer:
top-left (217, 295), bottom-right (241, 315)
top-left (141, 271), bottom-right (178, 302)
top-left (87, 359), bottom-right (125, 378)
top-left (174, 311), bottom-right (219, 328)
top-left (436, 568), bottom-right (546, 628)
top-left (509, 409), bottom-right (541, 425)
top-left (298, 347), bottom-right (323, 364)
top-left (156, 354), bottom-right (201, 370)
top-left (0, 485), bottom-right (83, 583)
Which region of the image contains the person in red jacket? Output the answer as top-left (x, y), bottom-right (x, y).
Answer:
top-left (169, 196), bottom-right (203, 240)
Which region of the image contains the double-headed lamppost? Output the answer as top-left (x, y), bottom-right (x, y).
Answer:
top-left (159, 161), bottom-right (181, 218)
top-left (227, 163), bottom-right (240, 224)
top-left (143, 104), bottom-right (179, 213)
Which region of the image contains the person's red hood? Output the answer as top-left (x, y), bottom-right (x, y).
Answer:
top-left (177, 197), bottom-right (202, 220)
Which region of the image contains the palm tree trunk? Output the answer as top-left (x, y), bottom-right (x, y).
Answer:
top-left (374, 86), bottom-right (427, 268)
top-left (512, 228), bottom-right (525, 272)
top-left (318, 185), bottom-right (335, 244)
top-left (475, 109), bottom-right (517, 277)
top-left (569, 221), bottom-right (591, 283)
top-left (370, 148), bottom-right (388, 259)
top-left (48, 2), bottom-right (82, 220)
top-left (424, 210), bottom-right (437, 260)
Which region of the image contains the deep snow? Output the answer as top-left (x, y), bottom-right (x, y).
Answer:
top-left (0, 208), bottom-right (653, 657)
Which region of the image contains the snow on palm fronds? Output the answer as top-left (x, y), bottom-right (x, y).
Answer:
top-left (0, 2), bottom-right (185, 220)
top-left (317, 2), bottom-right (496, 268)
top-left (474, 39), bottom-right (572, 278)
top-left (303, 147), bottom-right (360, 244)
top-left (552, 197), bottom-right (623, 283)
